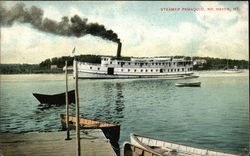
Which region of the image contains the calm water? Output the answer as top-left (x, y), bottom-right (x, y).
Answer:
top-left (0, 71), bottom-right (249, 155)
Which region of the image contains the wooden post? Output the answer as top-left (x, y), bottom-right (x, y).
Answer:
top-left (75, 60), bottom-right (81, 156)
top-left (65, 61), bottom-right (71, 140)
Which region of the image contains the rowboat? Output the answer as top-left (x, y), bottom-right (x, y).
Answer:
top-left (130, 134), bottom-right (239, 156)
top-left (33, 90), bottom-right (75, 105)
top-left (175, 82), bottom-right (201, 87)
top-left (223, 70), bottom-right (243, 74)
top-left (124, 142), bottom-right (161, 156)
top-left (182, 75), bottom-right (199, 79)
top-left (60, 114), bottom-right (120, 143)
top-left (223, 65), bottom-right (243, 74)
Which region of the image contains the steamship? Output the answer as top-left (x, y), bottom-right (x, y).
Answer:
top-left (73, 43), bottom-right (195, 79)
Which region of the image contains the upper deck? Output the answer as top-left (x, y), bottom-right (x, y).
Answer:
top-left (100, 57), bottom-right (193, 68)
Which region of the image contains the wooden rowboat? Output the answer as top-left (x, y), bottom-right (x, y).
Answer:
top-left (124, 142), bottom-right (161, 156)
top-left (130, 134), bottom-right (239, 156)
top-left (175, 82), bottom-right (201, 87)
top-left (33, 90), bottom-right (75, 105)
top-left (60, 114), bottom-right (120, 143)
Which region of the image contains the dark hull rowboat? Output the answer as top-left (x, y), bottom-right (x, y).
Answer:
top-left (33, 90), bottom-right (75, 105)
top-left (124, 142), bottom-right (161, 156)
top-left (175, 82), bottom-right (201, 87)
top-left (130, 134), bottom-right (239, 156)
top-left (60, 114), bottom-right (120, 144)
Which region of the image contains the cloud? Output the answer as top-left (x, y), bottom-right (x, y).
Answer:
top-left (118, 1), bottom-right (248, 60)
top-left (196, 2), bottom-right (239, 28)
top-left (43, 6), bottom-right (62, 21)
top-left (122, 22), bottom-right (205, 57)
top-left (69, 6), bottom-right (83, 17)
top-left (1, 24), bottom-right (56, 63)
top-left (1, 23), bottom-right (119, 64)
top-left (195, 2), bottom-right (248, 60)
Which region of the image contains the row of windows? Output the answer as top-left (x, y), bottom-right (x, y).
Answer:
top-left (116, 62), bottom-right (176, 66)
top-left (89, 66), bottom-right (192, 72)
top-left (90, 67), bottom-right (100, 70)
top-left (102, 58), bottom-right (109, 61)
top-left (114, 62), bottom-right (192, 66)
top-left (120, 68), bottom-right (192, 72)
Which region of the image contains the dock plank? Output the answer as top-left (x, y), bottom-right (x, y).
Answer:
top-left (0, 129), bottom-right (117, 156)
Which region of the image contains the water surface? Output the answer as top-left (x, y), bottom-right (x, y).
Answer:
top-left (0, 71), bottom-right (249, 155)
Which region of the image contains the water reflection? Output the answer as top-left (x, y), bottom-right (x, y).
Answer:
top-left (93, 82), bottom-right (125, 124)
top-left (37, 104), bottom-right (56, 111)
top-left (114, 83), bottom-right (125, 120)
top-left (28, 104), bottom-right (65, 132)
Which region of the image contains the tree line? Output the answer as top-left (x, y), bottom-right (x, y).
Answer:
top-left (0, 55), bottom-right (104, 74)
top-left (39, 55), bottom-right (101, 68)
top-left (192, 56), bottom-right (249, 70)
top-left (0, 64), bottom-right (62, 74)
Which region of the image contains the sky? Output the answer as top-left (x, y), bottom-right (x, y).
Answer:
top-left (0, 1), bottom-right (249, 64)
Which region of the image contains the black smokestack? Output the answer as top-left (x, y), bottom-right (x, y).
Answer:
top-left (0, 3), bottom-right (120, 43)
top-left (117, 42), bottom-right (122, 58)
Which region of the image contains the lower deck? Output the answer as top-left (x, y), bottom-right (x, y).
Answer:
top-left (76, 72), bottom-right (197, 79)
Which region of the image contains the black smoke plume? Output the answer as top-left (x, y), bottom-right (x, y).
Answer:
top-left (0, 3), bottom-right (120, 43)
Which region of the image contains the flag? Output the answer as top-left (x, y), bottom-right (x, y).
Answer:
top-left (72, 47), bottom-right (76, 54)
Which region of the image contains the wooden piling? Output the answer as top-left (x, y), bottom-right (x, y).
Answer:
top-left (65, 61), bottom-right (71, 140)
top-left (74, 60), bottom-right (81, 156)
